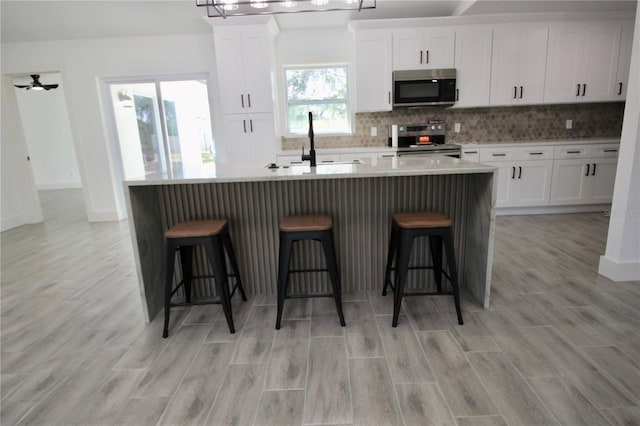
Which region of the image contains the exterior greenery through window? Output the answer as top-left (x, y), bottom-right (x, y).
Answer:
top-left (285, 65), bottom-right (350, 135)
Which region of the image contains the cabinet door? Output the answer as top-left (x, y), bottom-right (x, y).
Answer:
top-left (423, 29), bottom-right (455, 69)
top-left (242, 30), bottom-right (276, 113)
top-left (454, 27), bottom-right (492, 107)
top-left (247, 113), bottom-right (277, 167)
top-left (392, 29), bottom-right (424, 70)
top-left (589, 158), bottom-right (618, 203)
top-left (215, 32), bottom-right (247, 114)
top-left (580, 22), bottom-right (621, 101)
top-left (544, 25), bottom-right (584, 103)
top-left (515, 160), bottom-right (553, 206)
top-left (355, 31), bottom-right (392, 112)
top-left (549, 159), bottom-right (590, 205)
top-left (518, 27), bottom-right (548, 103)
top-left (614, 21), bottom-right (634, 100)
top-left (490, 28), bottom-right (522, 105)
top-left (218, 115), bottom-right (252, 165)
top-left (487, 161), bottom-right (518, 208)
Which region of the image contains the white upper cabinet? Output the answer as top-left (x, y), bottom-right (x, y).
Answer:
top-left (454, 27), bottom-right (493, 108)
top-left (544, 21), bottom-right (621, 103)
top-left (614, 21), bottom-right (634, 100)
top-left (354, 30), bottom-right (393, 112)
top-left (392, 28), bottom-right (455, 70)
top-left (490, 25), bottom-right (548, 105)
top-left (213, 24), bottom-right (277, 114)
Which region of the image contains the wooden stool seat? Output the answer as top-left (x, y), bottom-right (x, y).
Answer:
top-left (383, 211), bottom-right (463, 327)
top-left (392, 212), bottom-right (452, 229)
top-left (276, 214), bottom-right (345, 329)
top-left (165, 219), bottom-right (227, 239)
top-left (279, 214), bottom-right (332, 232)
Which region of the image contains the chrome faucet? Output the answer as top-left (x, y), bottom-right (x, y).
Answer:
top-left (301, 111), bottom-right (317, 167)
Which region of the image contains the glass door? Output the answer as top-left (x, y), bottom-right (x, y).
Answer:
top-left (109, 78), bottom-right (214, 179)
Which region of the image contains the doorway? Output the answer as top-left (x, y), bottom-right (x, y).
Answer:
top-left (108, 78), bottom-right (214, 180)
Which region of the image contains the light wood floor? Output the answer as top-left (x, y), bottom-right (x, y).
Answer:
top-left (1, 189), bottom-right (639, 425)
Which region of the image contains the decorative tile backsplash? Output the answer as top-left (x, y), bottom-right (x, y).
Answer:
top-left (281, 102), bottom-right (624, 150)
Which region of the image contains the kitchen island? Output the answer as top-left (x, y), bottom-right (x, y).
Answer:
top-left (125, 156), bottom-right (497, 322)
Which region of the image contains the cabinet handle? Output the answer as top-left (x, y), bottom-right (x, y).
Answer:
top-left (512, 166), bottom-right (516, 179)
top-left (603, 149), bottom-right (618, 153)
top-left (321, 160), bottom-right (335, 163)
top-left (618, 82), bottom-right (623, 96)
top-left (464, 150), bottom-right (478, 154)
top-left (513, 86), bottom-right (517, 99)
top-left (426, 50), bottom-right (429, 64)
top-left (380, 154), bottom-right (395, 158)
top-left (456, 89), bottom-right (459, 101)
top-left (519, 86), bottom-right (523, 99)
top-left (247, 94), bottom-right (251, 108)
top-left (518, 166), bottom-right (522, 179)
top-left (388, 91), bottom-right (391, 104)
top-left (576, 84), bottom-right (581, 96)
top-left (249, 119), bottom-right (253, 132)
top-left (420, 50), bottom-right (423, 64)
top-left (529, 152), bottom-right (544, 156)
top-left (492, 153), bottom-right (507, 157)
top-left (582, 83), bottom-right (586, 97)
top-left (243, 120), bottom-right (247, 133)
top-left (591, 163), bottom-right (596, 176)
top-left (585, 163), bottom-right (590, 176)
top-left (567, 150), bottom-right (581, 154)
top-left (241, 94), bottom-right (245, 108)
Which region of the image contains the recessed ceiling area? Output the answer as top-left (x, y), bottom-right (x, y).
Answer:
top-left (1, 0), bottom-right (636, 43)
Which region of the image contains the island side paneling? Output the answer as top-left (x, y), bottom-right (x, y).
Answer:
top-left (129, 172), bottom-right (494, 321)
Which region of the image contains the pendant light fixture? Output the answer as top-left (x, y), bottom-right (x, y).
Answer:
top-left (196, 0), bottom-right (375, 18)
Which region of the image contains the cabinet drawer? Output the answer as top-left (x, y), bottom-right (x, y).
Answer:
top-left (554, 145), bottom-right (590, 159)
top-left (589, 144), bottom-right (620, 158)
top-left (517, 146), bottom-right (554, 160)
top-left (480, 147), bottom-right (517, 162)
top-left (461, 148), bottom-right (480, 162)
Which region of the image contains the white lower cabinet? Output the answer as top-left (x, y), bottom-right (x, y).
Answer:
top-left (549, 157), bottom-right (618, 205)
top-left (485, 159), bottom-right (553, 207)
top-left (218, 113), bottom-right (277, 168)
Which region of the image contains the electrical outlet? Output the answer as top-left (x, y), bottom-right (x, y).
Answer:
top-left (371, 126), bottom-right (377, 137)
top-left (454, 123), bottom-right (461, 133)
top-left (566, 119), bottom-right (573, 129)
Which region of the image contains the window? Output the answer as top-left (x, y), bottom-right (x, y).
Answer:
top-left (285, 65), bottom-right (350, 135)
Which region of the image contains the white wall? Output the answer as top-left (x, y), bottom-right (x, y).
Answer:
top-left (1, 33), bottom-right (217, 222)
top-left (599, 6), bottom-right (640, 282)
top-left (1, 74), bottom-right (44, 231)
top-left (13, 73), bottom-right (81, 190)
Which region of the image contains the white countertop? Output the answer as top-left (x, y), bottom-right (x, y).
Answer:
top-left (125, 155), bottom-right (495, 186)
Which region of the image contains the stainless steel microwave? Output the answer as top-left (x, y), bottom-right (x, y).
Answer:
top-left (392, 69), bottom-right (457, 108)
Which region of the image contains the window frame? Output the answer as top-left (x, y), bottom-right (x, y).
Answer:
top-left (283, 64), bottom-right (352, 137)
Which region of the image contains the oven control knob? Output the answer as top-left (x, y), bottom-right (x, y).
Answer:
top-left (437, 125), bottom-right (442, 130)
top-left (431, 125), bottom-right (436, 130)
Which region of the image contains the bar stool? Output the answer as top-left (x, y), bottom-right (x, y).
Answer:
top-left (382, 211), bottom-right (463, 327)
top-left (163, 219), bottom-right (247, 338)
top-left (276, 214), bottom-right (346, 329)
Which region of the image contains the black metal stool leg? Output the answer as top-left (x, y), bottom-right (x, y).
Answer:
top-left (322, 230), bottom-right (346, 327)
top-left (443, 228), bottom-right (463, 325)
top-left (223, 230), bottom-right (247, 301)
top-left (392, 230), bottom-right (412, 327)
top-left (205, 238), bottom-right (235, 333)
top-left (276, 233), bottom-right (293, 330)
top-left (163, 241), bottom-right (178, 338)
top-left (429, 236), bottom-right (443, 293)
top-left (179, 246), bottom-right (194, 303)
top-left (383, 221), bottom-right (398, 296)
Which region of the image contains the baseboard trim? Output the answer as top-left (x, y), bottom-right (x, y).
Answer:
top-left (598, 255), bottom-right (640, 281)
top-left (87, 210), bottom-right (121, 222)
top-left (1, 215), bottom-right (27, 232)
top-left (497, 204), bottom-right (611, 216)
top-left (36, 183), bottom-right (82, 190)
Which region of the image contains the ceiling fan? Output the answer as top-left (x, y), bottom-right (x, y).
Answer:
top-left (14, 74), bottom-right (59, 91)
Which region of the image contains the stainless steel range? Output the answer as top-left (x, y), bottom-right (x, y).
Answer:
top-left (390, 120), bottom-right (461, 158)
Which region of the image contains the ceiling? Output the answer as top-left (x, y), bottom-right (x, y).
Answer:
top-left (1, 0), bottom-right (636, 43)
